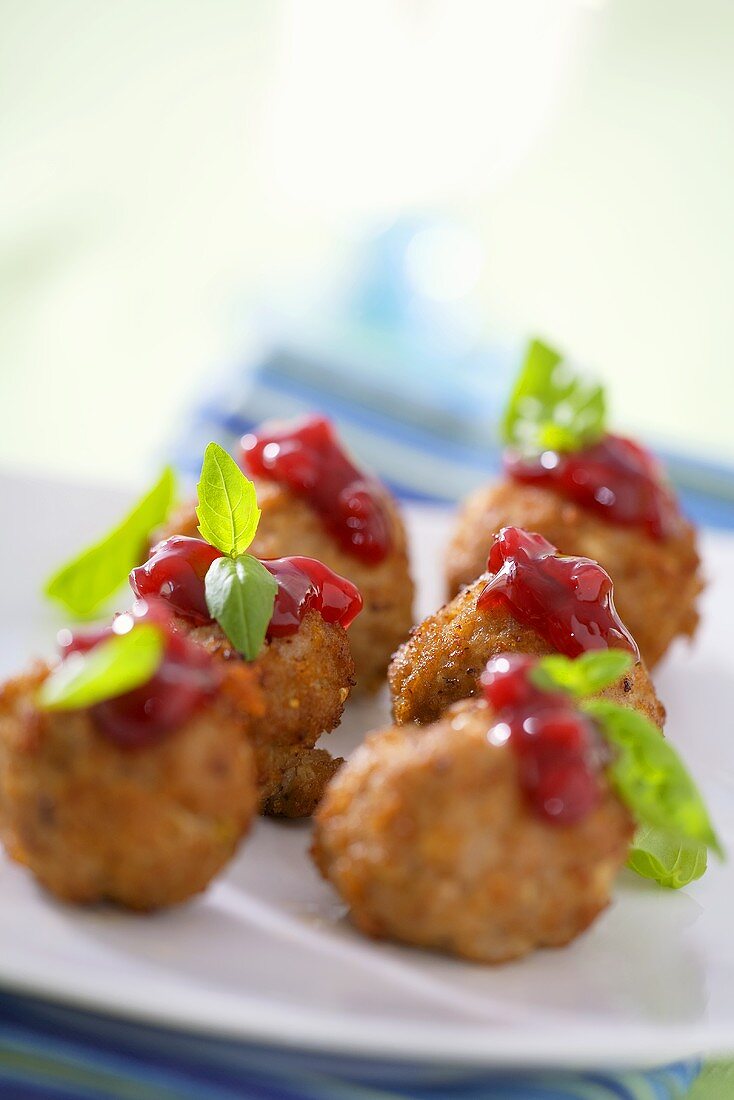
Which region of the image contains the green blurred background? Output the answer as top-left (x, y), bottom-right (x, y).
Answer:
top-left (2, 0), bottom-right (732, 487)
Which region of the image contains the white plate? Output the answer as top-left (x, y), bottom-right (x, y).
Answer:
top-left (1, 470), bottom-right (733, 1071)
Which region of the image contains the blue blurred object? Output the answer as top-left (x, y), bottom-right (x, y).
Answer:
top-left (169, 218), bottom-right (734, 529)
top-left (169, 218), bottom-right (518, 502)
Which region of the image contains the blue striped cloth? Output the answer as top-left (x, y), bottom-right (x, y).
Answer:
top-left (168, 341), bottom-right (734, 532)
top-left (0, 992), bottom-right (701, 1100)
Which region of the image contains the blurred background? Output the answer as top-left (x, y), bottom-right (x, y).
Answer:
top-left (2, 0), bottom-right (733, 497)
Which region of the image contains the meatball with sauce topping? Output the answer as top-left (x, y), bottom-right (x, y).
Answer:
top-left (391, 527), bottom-right (664, 729)
top-left (0, 614), bottom-right (260, 909)
top-left (313, 683), bottom-right (634, 963)
top-left (446, 446), bottom-right (702, 670)
top-left (153, 416), bottom-right (414, 692)
top-left (131, 539), bottom-right (361, 816)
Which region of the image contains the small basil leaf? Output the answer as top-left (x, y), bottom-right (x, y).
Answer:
top-left (37, 623), bottom-right (164, 711)
top-left (501, 338), bottom-right (606, 454)
top-left (531, 650), bottom-right (634, 699)
top-left (44, 467), bottom-right (176, 618)
top-left (205, 554), bottom-right (278, 661)
top-left (196, 443), bottom-right (260, 557)
top-left (628, 824), bottom-right (708, 889)
top-left (583, 698), bottom-right (723, 859)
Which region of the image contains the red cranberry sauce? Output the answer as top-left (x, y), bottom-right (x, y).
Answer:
top-left (241, 415), bottom-right (392, 564)
top-left (58, 600), bottom-right (221, 749)
top-left (478, 527), bottom-right (638, 659)
top-left (263, 557), bottom-right (362, 637)
top-left (481, 654), bottom-right (607, 825)
top-left (130, 536), bottom-right (222, 624)
top-left (129, 537), bottom-right (362, 639)
top-left (504, 433), bottom-right (681, 540)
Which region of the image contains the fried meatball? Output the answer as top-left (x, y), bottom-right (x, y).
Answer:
top-left (179, 609), bottom-right (353, 816)
top-left (446, 480), bottom-right (702, 669)
top-left (0, 663), bottom-right (260, 909)
top-left (155, 477), bottom-right (413, 693)
top-left (389, 575), bottom-right (664, 728)
top-left (313, 698), bottom-right (634, 963)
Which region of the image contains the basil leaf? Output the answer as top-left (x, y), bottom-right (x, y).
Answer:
top-left (44, 467), bottom-right (176, 618)
top-left (196, 442), bottom-right (260, 557)
top-left (205, 553), bottom-right (277, 661)
top-left (628, 824), bottom-right (708, 889)
top-left (37, 623), bottom-right (164, 711)
top-left (501, 338), bottom-right (606, 454)
top-left (531, 650), bottom-right (634, 699)
top-left (583, 699), bottom-right (723, 859)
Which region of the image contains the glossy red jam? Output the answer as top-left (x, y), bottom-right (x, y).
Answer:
top-left (504, 433), bottom-right (680, 540)
top-left (58, 600), bottom-right (220, 749)
top-left (130, 536), bottom-right (223, 624)
top-left (263, 556), bottom-right (362, 637)
top-left (481, 654), bottom-right (606, 824)
top-left (130, 537), bottom-right (362, 640)
top-left (241, 415), bottom-right (392, 564)
top-left (478, 527), bottom-right (638, 659)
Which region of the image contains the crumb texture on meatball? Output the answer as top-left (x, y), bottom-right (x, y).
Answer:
top-left (313, 701), bottom-right (633, 963)
top-left (446, 480), bottom-right (702, 668)
top-left (154, 476), bottom-right (414, 694)
top-left (0, 663), bottom-right (259, 909)
top-left (388, 575), bottom-right (664, 729)
top-left (182, 609), bottom-right (353, 816)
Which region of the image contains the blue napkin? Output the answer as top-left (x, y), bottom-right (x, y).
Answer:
top-left (0, 992), bottom-right (700, 1100)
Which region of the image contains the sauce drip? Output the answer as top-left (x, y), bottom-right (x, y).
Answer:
top-left (263, 556), bottom-right (362, 636)
top-left (241, 415), bottom-right (392, 564)
top-left (481, 654), bottom-right (606, 825)
top-left (59, 600), bottom-right (220, 748)
top-left (130, 537), bottom-right (362, 639)
top-left (504, 433), bottom-right (680, 541)
top-left (478, 527), bottom-right (638, 659)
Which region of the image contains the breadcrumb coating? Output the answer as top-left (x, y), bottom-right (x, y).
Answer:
top-left (389, 575), bottom-right (665, 728)
top-left (0, 662), bottom-right (260, 909)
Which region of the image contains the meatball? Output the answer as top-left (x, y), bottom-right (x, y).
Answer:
top-left (155, 476), bottom-right (414, 693)
top-left (0, 662), bottom-right (260, 909)
top-left (389, 574), bottom-right (664, 728)
top-left (179, 608), bottom-right (354, 816)
top-left (312, 698), bottom-right (633, 963)
top-left (446, 480), bottom-right (702, 669)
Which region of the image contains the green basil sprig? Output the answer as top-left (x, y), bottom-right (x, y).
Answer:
top-left (196, 443), bottom-right (276, 661)
top-left (196, 442), bottom-right (260, 556)
top-left (44, 467), bottom-right (176, 618)
top-left (205, 555), bottom-right (278, 660)
top-left (531, 650), bottom-right (633, 698)
top-left (534, 652), bottom-right (723, 888)
top-left (37, 623), bottom-right (164, 712)
top-left (628, 825), bottom-right (708, 890)
top-left (501, 338), bottom-right (606, 455)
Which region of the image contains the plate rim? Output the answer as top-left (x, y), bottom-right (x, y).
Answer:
top-left (1, 958), bottom-right (733, 1070)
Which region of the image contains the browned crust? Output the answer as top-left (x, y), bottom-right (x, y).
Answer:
top-left (180, 610), bottom-right (354, 816)
top-left (388, 574), bottom-right (665, 729)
